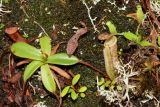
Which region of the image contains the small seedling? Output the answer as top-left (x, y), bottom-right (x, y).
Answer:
top-left (123, 31), bottom-right (151, 46)
top-left (127, 4), bottom-right (145, 24)
top-left (22, 34), bottom-right (29, 38)
top-left (98, 77), bottom-right (122, 91)
top-left (105, 4), bottom-right (150, 47)
top-left (11, 36), bottom-right (79, 93)
top-left (106, 21), bottom-right (151, 47)
top-left (106, 21), bottom-right (117, 34)
top-left (136, 4), bottom-right (145, 24)
top-left (61, 74), bottom-right (87, 100)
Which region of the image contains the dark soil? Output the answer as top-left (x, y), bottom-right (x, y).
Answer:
top-left (0, 0), bottom-right (160, 107)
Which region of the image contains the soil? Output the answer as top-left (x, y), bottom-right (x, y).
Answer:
top-left (0, 0), bottom-right (160, 107)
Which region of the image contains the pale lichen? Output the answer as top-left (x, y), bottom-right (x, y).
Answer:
top-left (82, 0), bottom-right (98, 32)
top-left (0, 0), bottom-right (11, 17)
top-left (141, 90), bottom-right (160, 107)
top-left (97, 61), bottom-right (139, 106)
top-left (150, 0), bottom-right (160, 15)
top-left (33, 101), bottom-right (47, 107)
top-left (92, 0), bottom-right (101, 5)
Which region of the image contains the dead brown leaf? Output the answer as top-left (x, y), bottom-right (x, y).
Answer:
top-left (127, 13), bottom-right (137, 20)
top-left (150, 28), bottom-right (158, 47)
top-left (98, 32), bottom-right (113, 40)
top-left (8, 72), bottom-right (21, 83)
top-left (16, 59), bottom-right (31, 66)
top-left (51, 42), bottom-right (64, 55)
top-left (49, 65), bottom-right (71, 79)
top-left (66, 22), bottom-right (88, 55)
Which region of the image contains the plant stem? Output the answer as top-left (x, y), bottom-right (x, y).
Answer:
top-left (79, 60), bottom-right (109, 79)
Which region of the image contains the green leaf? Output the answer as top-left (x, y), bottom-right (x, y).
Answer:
top-left (0, 23), bottom-right (5, 29)
top-left (104, 80), bottom-right (111, 87)
top-left (71, 89), bottom-right (78, 100)
top-left (98, 77), bottom-right (105, 86)
top-left (117, 85), bottom-right (122, 91)
top-left (78, 86), bottom-right (87, 93)
top-left (100, 84), bottom-right (105, 89)
top-left (41, 64), bottom-right (56, 92)
top-left (158, 36), bottom-right (160, 46)
top-left (11, 42), bottom-right (43, 60)
top-left (80, 93), bottom-right (86, 98)
top-left (23, 60), bottom-right (44, 81)
top-left (111, 79), bottom-right (116, 85)
top-left (72, 74), bottom-right (80, 86)
top-left (136, 4), bottom-right (145, 24)
top-left (123, 32), bottom-right (139, 42)
top-left (106, 21), bottom-right (117, 34)
top-left (61, 86), bottom-right (71, 97)
top-left (136, 34), bottom-right (142, 42)
top-left (40, 36), bottom-right (51, 55)
top-left (47, 53), bottom-right (79, 65)
top-left (110, 85), bottom-right (115, 90)
top-left (22, 34), bottom-right (29, 38)
top-left (68, 88), bottom-right (72, 93)
top-left (139, 40), bottom-right (151, 46)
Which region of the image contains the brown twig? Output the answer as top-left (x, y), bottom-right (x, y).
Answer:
top-left (16, 59), bottom-right (31, 66)
top-left (79, 60), bottom-right (110, 79)
top-left (49, 65), bottom-right (71, 79)
top-left (146, 0), bottom-right (160, 29)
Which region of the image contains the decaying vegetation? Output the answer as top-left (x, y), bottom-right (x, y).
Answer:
top-left (0, 0), bottom-right (160, 107)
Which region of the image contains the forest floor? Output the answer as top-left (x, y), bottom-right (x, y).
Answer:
top-left (0, 0), bottom-right (160, 107)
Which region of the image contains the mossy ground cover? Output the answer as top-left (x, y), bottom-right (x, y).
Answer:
top-left (0, 0), bottom-right (160, 107)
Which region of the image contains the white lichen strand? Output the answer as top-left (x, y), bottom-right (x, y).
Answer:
top-left (97, 61), bottom-right (139, 106)
top-left (124, 0), bottom-right (130, 4)
top-left (82, 0), bottom-right (129, 32)
top-left (0, 0), bottom-right (11, 17)
top-left (33, 101), bottom-right (47, 107)
top-left (141, 90), bottom-right (160, 107)
top-left (106, 0), bottom-right (127, 11)
top-left (82, 0), bottom-right (98, 32)
top-left (150, 0), bottom-right (160, 15)
top-left (115, 61), bottom-right (138, 102)
top-left (92, 0), bottom-right (101, 5)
